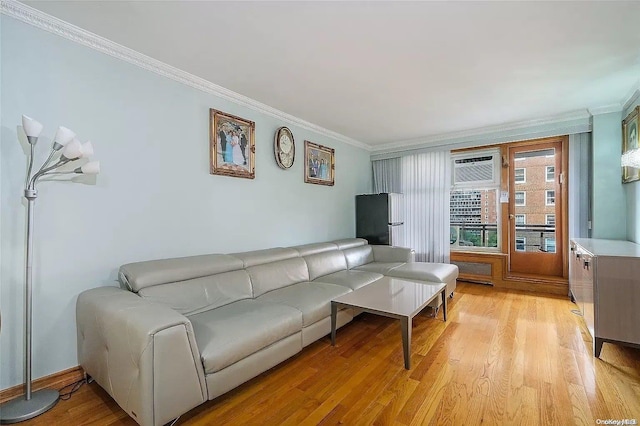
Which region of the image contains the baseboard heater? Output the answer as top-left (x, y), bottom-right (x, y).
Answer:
top-left (452, 260), bottom-right (494, 286)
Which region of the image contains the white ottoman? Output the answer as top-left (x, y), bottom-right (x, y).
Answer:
top-left (386, 262), bottom-right (459, 308)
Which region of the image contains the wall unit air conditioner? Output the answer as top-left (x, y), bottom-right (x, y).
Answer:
top-left (452, 149), bottom-right (500, 187)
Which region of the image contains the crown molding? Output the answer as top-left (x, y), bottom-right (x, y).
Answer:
top-left (622, 86), bottom-right (640, 113)
top-left (588, 104), bottom-right (623, 115)
top-left (370, 121), bottom-right (591, 161)
top-left (4, 0), bottom-right (637, 155)
top-left (588, 81), bottom-right (640, 116)
top-left (371, 109), bottom-right (592, 155)
top-left (0, 0), bottom-right (370, 151)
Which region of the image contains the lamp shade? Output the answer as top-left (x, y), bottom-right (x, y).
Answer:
top-left (79, 141), bottom-right (94, 158)
top-left (62, 138), bottom-right (83, 159)
top-left (80, 161), bottom-right (100, 175)
top-left (53, 126), bottom-right (76, 147)
top-left (22, 115), bottom-right (44, 138)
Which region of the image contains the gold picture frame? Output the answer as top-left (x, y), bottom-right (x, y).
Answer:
top-left (210, 109), bottom-right (255, 179)
top-left (304, 141), bottom-right (335, 186)
top-left (622, 106), bottom-right (639, 184)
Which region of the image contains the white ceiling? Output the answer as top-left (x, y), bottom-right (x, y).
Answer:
top-left (22, 1), bottom-right (640, 148)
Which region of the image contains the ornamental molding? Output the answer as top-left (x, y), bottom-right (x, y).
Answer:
top-left (0, 0), bottom-right (370, 150)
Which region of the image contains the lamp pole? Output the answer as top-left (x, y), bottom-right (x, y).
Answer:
top-left (1, 190), bottom-right (58, 424)
top-left (25, 193), bottom-right (34, 402)
top-left (0, 117), bottom-right (99, 424)
top-left (0, 191), bottom-right (61, 424)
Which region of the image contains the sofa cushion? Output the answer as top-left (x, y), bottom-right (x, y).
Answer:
top-left (371, 245), bottom-right (414, 263)
top-left (257, 282), bottom-right (351, 327)
top-left (188, 300), bottom-right (302, 374)
top-left (138, 270), bottom-right (252, 315)
top-left (354, 262), bottom-right (405, 274)
top-left (230, 248), bottom-right (299, 268)
top-left (304, 250), bottom-right (348, 281)
top-left (343, 245), bottom-right (374, 269)
top-left (386, 262), bottom-right (459, 284)
top-left (291, 242), bottom-right (339, 257)
top-left (332, 238), bottom-right (368, 250)
top-left (314, 270), bottom-right (383, 291)
top-left (247, 257), bottom-right (310, 297)
top-left (119, 254), bottom-right (244, 292)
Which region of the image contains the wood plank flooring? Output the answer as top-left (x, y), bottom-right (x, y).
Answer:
top-left (20, 282), bottom-right (640, 425)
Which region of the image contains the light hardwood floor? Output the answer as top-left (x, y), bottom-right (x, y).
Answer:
top-left (23, 282), bottom-right (640, 425)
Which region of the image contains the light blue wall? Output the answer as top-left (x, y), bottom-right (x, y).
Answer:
top-left (0, 17), bottom-right (371, 389)
top-left (624, 97), bottom-right (640, 243)
top-left (591, 112), bottom-right (626, 239)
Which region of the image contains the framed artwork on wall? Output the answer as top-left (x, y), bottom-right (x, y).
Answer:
top-left (622, 106), bottom-right (639, 184)
top-left (210, 109), bottom-right (255, 179)
top-left (304, 140), bottom-right (334, 186)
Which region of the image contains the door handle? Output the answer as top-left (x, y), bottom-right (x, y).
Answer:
top-left (509, 214), bottom-right (515, 220)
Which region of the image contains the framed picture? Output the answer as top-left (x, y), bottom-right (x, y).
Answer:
top-left (210, 109), bottom-right (255, 179)
top-left (304, 141), bottom-right (334, 186)
top-left (622, 106), bottom-right (639, 184)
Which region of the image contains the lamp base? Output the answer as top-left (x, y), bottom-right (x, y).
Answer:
top-left (0, 389), bottom-right (59, 424)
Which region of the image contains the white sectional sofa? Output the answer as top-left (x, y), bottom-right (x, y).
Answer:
top-left (76, 238), bottom-right (458, 426)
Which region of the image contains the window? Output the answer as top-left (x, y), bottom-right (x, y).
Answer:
top-left (544, 238), bottom-right (556, 253)
top-left (515, 191), bottom-right (526, 206)
top-left (546, 214), bottom-right (555, 226)
top-left (516, 237), bottom-right (526, 251)
top-left (450, 150), bottom-right (501, 252)
top-left (546, 190), bottom-right (555, 206)
top-left (450, 189), bottom-right (499, 250)
top-left (515, 214), bottom-right (526, 225)
top-left (515, 168), bottom-right (526, 183)
top-left (546, 166), bottom-right (555, 182)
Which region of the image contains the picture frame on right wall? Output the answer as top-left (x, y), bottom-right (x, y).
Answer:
top-left (304, 141), bottom-right (335, 186)
top-left (622, 105), bottom-right (640, 184)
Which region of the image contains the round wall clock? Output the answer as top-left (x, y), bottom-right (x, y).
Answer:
top-left (274, 126), bottom-right (295, 169)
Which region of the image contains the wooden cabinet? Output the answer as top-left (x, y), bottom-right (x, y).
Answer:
top-left (569, 238), bottom-right (640, 357)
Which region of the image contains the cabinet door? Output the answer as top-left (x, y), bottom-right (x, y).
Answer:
top-left (569, 242), bottom-right (578, 300)
top-left (571, 244), bottom-right (586, 315)
top-left (596, 256), bottom-right (640, 344)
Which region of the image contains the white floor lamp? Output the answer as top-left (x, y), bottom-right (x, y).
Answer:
top-left (0, 115), bottom-right (100, 424)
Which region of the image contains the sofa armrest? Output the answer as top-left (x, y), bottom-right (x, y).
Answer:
top-left (371, 245), bottom-right (415, 263)
top-left (76, 286), bottom-right (206, 426)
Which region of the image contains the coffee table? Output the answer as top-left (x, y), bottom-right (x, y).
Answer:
top-left (330, 276), bottom-right (446, 369)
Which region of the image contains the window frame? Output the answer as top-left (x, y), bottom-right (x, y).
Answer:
top-left (515, 191), bottom-right (526, 206)
top-left (544, 237), bottom-right (556, 253)
top-left (450, 151), bottom-right (502, 253)
top-left (545, 190), bottom-right (555, 206)
top-left (515, 214), bottom-right (526, 225)
top-left (546, 166), bottom-right (555, 182)
top-left (515, 168), bottom-right (526, 184)
top-left (515, 237), bottom-right (526, 252)
top-left (545, 214), bottom-right (555, 226)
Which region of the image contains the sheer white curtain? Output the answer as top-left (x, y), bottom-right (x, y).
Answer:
top-left (372, 157), bottom-right (402, 193)
top-left (402, 151), bottom-right (451, 262)
top-left (372, 152), bottom-right (451, 263)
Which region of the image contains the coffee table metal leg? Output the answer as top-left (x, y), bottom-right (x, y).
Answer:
top-left (441, 289), bottom-right (447, 322)
top-left (330, 301), bottom-right (337, 346)
top-left (400, 317), bottom-right (411, 369)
